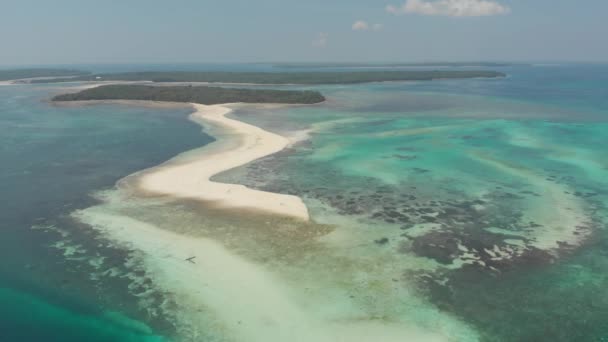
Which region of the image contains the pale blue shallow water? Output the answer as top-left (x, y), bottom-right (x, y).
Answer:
top-left (225, 64), bottom-right (608, 341)
top-left (1, 64), bottom-right (607, 341)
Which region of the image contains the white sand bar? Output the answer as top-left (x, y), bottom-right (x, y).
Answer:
top-left (77, 207), bottom-right (451, 342)
top-left (137, 103), bottom-right (310, 220)
top-left (73, 101), bottom-right (476, 341)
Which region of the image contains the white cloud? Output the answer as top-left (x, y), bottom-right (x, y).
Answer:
top-left (352, 20), bottom-right (370, 31)
top-left (352, 20), bottom-right (384, 31)
top-left (312, 32), bottom-right (329, 47)
top-left (386, 0), bottom-right (510, 17)
top-left (372, 23), bottom-right (384, 31)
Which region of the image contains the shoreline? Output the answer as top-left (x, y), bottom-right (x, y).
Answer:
top-left (64, 98), bottom-right (476, 341)
top-left (126, 102), bottom-right (310, 221)
top-left (70, 100), bottom-right (460, 341)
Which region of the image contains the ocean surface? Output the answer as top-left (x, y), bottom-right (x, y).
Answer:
top-left (1, 64), bottom-right (607, 341)
top-left (0, 84), bottom-right (212, 341)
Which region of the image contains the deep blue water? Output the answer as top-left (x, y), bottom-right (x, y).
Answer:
top-left (0, 84), bottom-right (213, 341)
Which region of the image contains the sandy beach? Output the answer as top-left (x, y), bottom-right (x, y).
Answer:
top-left (133, 103), bottom-right (310, 220)
top-left (77, 202), bottom-right (454, 342)
top-left (71, 101), bottom-right (467, 341)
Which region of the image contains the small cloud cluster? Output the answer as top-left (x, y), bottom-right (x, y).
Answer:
top-left (352, 20), bottom-right (369, 31)
top-left (352, 20), bottom-right (384, 31)
top-left (311, 0), bottom-right (509, 48)
top-left (312, 32), bottom-right (329, 47)
top-left (386, 0), bottom-right (510, 17)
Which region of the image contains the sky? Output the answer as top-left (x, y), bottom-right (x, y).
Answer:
top-left (1, 0), bottom-right (607, 65)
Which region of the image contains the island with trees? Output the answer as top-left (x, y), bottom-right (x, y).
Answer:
top-left (0, 68), bottom-right (90, 81)
top-left (52, 84), bottom-right (326, 105)
top-left (35, 70), bottom-right (505, 85)
top-left (271, 62), bottom-right (522, 69)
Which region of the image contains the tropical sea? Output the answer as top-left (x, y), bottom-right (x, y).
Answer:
top-left (0, 84), bottom-right (212, 341)
top-left (1, 64), bottom-right (607, 341)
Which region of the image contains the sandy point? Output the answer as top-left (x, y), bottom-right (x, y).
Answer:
top-left (135, 103), bottom-right (310, 221)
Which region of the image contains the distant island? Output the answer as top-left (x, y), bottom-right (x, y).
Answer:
top-left (53, 84), bottom-right (326, 105)
top-left (272, 62), bottom-right (523, 69)
top-left (0, 68), bottom-right (90, 81)
top-left (35, 70), bottom-right (505, 85)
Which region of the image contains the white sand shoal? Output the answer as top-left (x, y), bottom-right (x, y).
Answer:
top-left (70, 100), bottom-right (476, 341)
top-left (137, 103), bottom-right (310, 220)
top-left (470, 151), bottom-right (591, 252)
top-left (76, 206), bottom-right (451, 342)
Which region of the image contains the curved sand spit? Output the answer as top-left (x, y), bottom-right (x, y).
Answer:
top-left (77, 208), bottom-right (451, 342)
top-left (137, 103), bottom-right (310, 220)
top-left (74, 101), bottom-right (474, 341)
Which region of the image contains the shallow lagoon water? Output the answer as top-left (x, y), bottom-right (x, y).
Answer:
top-left (218, 65), bottom-right (608, 341)
top-left (1, 65), bottom-right (607, 341)
top-left (0, 84), bottom-right (212, 341)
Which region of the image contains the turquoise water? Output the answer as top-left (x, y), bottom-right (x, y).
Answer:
top-left (0, 287), bottom-right (163, 342)
top-left (0, 84), bottom-right (212, 341)
top-left (1, 64), bottom-right (608, 341)
top-left (223, 64), bottom-right (608, 341)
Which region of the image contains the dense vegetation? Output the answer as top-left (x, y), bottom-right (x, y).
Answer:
top-left (273, 62), bottom-right (520, 68)
top-left (0, 68), bottom-right (89, 81)
top-left (35, 70), bottom-right (505, 85)
top-left (52, 85), bottom-right (326, 105)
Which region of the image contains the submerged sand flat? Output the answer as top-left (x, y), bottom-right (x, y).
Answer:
top-left (469, 151), bottom-right (591, 252)
top-left (72, 101), bottom-right (478, 341)
top-left (77, 203), bottom-right (458, 342)
top-left (136, 103), bottom-right (309, 220)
